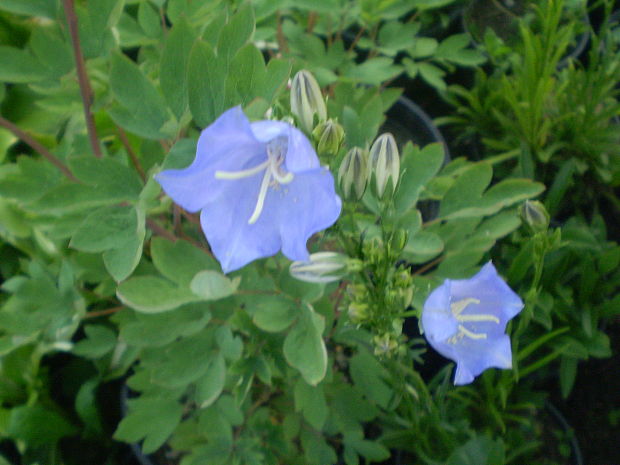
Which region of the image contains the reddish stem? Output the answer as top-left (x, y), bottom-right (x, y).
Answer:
top-left (62, 0), bottom-right (102, 158)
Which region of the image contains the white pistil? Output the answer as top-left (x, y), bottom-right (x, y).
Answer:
top-left (248, 169), bottom-right (272, 225)
top-left (214, 137), bottom-right (295, 224)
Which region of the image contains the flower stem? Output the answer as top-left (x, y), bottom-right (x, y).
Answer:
top-left (62, 0), bottom-right (102, 159)
top-left (0, 115), bottom-right (77, 181)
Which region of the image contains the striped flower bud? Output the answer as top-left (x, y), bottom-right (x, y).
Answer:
top-left (338, 147), bottom-right (368, 199)
top-left (289, 252), bottom-right (348, 283)
top-left (290, 70), bottom-right (327, 134)
top-left (312, 119), bottom-right (345, 155)
top-left (368, 133), bottom-right (400, 198)
top-left (520, 200), bottom-right (550, 232)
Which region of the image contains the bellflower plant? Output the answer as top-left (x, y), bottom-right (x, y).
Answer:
top-left (156, 106), bottom-right (342, 273)
top-left (422, 262), bottom-right (524, 385)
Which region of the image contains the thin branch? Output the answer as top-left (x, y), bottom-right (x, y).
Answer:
top-left (276, 11), bottom-right (289, 54)
top-left (413, 256), bottom-right (444, 276)
top-left (116, 125), bottom-right (146, 182)
top-left (62, 0), bottom-right (102, 158)
top-left (180, 209), bottom-right (201, 226)
top-left (146, 218), bottom-right (177, 242)
top-left (84, 305), bottom-right (124, 319)
top-left (0, 115), bottom-right (77, 181)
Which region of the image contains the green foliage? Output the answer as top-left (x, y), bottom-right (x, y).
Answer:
top-left (0, 1), bottom-right (615, 464)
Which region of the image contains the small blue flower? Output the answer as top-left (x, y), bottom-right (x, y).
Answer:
top-left (421, 262), bottom-right (524, 385)
top-left (156, 106), bottom-right (342, 273)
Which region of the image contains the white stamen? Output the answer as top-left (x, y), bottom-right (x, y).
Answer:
top-left (458, 324), bottom-right (487, 340)
top-left (215, 160), bottom-right (270, 179)
top-left (248, 169), bottom-right (272, 224)
top-left (456, 314), bottom-right (500, 324)
top-left (450, 298), bottom-right (480, 316)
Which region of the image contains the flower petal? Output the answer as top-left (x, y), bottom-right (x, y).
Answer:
top-left (199, 175), bottom-right (282, 273)
top-left (156, 106), bottom-right (264, 212)
top-left (250, 122), bottom-right (319, 173)
top-left (275, 168), bottom-right (341, 261)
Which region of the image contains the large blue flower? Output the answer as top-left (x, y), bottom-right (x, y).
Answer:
top-left (421, 262), bottom-right (524, 385)
top-left (155, 106), bottom-right (342, 273)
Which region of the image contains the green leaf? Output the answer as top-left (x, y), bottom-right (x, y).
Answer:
top-left (283, 305), bottom-right (327, 386)
top-left (215, 326), bottom-right (243, 361)
top-left (0, 46), bottom-right (47, 83)
top-left (439, 163), bottom-right (493, 218)
top-left (349, 349), bottom-right (392, 409)
top-left (29, 25), bottom-right (74, 79)
top-left (195, 353), bottom-right (226, 408)
top-left (190, 270), bottom-right (238, 300)
top-left (151, 238), bottom-right (218, 286)
top-left (109, 52), bottom-right (169, 138)
top-left (117, 276), bottom-right (196, 313)
top-left (404, 230), bottom-right (444, 263)
top-left (68, 156), bottom-right (143, 199)
top-left (418, 62), bottom-right (446, 91)
top-left (70, 205), bottom-right (138, 253)
top-left (394, 143), bottom-right (446, 215)
top-left (443, 179), bottom-right (545, 220)
top-left (446, 435), bottom-right (505, 465)
top-left (72, 325), bottom-right (117, 358)
top-left (161, 138), bottom-right (195, 170)
top-left (345, 57), bottom-right (402, 86)
top-left (138, 1), bottom-right (161, 38)
top-left (216, 3), bottom-right (255, 66)
top-left (103, 227), bottom-right (145, 282)
top-left (8, 405), bottom-right (77, 446)
top-left (251, 296), bottom-right (297, 333)
top-left (119, 302), bottom-right (211, 348)
top-left (294, 379), bottom-right (327, 430)
top-left (114, 397), bottom-right (183, 454)
top-left (160, 17), bottom-right (196, 119)
top-left (188, 40), bottom-right (226, 127)
top-left (147, 331), bottom-right (216, 388)
top-left (32, 183), bottom-right (127, 215)
top-left (261, 59), bottom-right (291, 103)
top-left (345, 435), bottom-right (390, 462)
top-left (75, 378), bottom-right (104, 435)
top-left (559, 356), bottom-right (578, 399)
top-left (226, 43), bottom-right (266, 105)
top-left (0, 0), bottom-right (57, 17)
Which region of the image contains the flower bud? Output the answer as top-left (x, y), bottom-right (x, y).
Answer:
top-left (520, 200), bottom-right (550, 232)
top-left (289, 252), bottom-right (348, 283)
top-left (312, 119), bottom-right (345, 155)
top-left (338, 147), bottom-right (368, 199)
top-left (373, 333), bottom-right (398, 357)
top-left (368, 133), bottom-right (400, 198)
top-left (290, 70), bottom-right (327, 134)
top-left (391, 229), bottom-right (408, 254)
top-left (347, 302), bottom-right (369, 324)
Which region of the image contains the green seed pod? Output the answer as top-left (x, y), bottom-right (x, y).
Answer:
top-left (338, 147), bottom-right (368, 199)
top-left (368, 133), bottom-right (400, 198)
top-left (290, 69), bottom-right (327, 134)
top-left (312, 119), bottom-right (345, 155)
